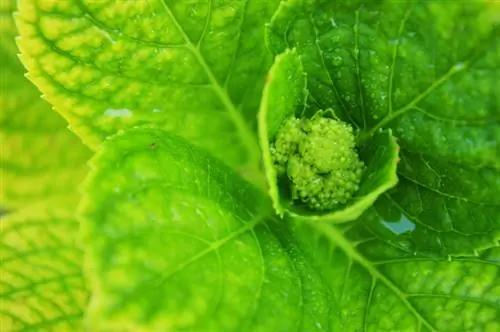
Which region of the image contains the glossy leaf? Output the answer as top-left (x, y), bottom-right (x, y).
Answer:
top-left (80, 127), bottom-right (328, 331)
top-left (15, 0), bottom-right (281, 175)
top-left (290, 214), bottom-right (500, 331)
top-left (80, 126), bottom-right (500, 330)
top-left (258, 50), bottom-right (399, 223)
top-left (9, 1), bottom-right (500, 331)
top-left (0, 0), bottom-right (91, 209)
top-left (266, 0), bottom-right (500, 255)
top-left (0, 200), bottom-right (87, 330)
top-left (258, 49), bottom-right (308, 216)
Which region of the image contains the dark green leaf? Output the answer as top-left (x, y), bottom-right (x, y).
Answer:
top-left (266, 0), bottom-right (500, 255)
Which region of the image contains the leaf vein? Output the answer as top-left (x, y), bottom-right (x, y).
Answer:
top-left (388, 6), bottom-right (413, 115)
top-left (307, 221), bottom-right (439, 332)
top-left (307, 15), bottom-right (357, 128)
top-left (407, 293), bottom-right (499, 309)
top-left (158, 0), bottom-right (260, 168)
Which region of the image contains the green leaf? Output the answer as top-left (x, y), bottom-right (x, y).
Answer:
top-left (0, 200), bottom-right (87, 330)
top-left (81, 127), bottom-right (500, 331)
top-left (257, 49), bottom-right (308, 215)
top-left (258, 49), bottom-right (399, 223)
top-left (266, 0), bottom-right (500, 254)
top-left (80, 127), bottom-right (333, 331)
top-left (290, 215), bottom-right (500, 331)
top-left (15, 0), bottom-right (280, 175)
top-left (0, 0), bottom-right (91, 209)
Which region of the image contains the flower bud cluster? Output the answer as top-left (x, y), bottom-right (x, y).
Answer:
top-left (270, 115), bottom-right (364, 211)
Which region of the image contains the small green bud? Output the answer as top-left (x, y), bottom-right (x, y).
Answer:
top-left (270, 117), bottom-right (304, 176)
top-left (270, 114), bottom-right (364, 211)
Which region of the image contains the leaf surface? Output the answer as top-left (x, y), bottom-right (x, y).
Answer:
top-left (81, 127), bottom-right (500, 331)
top-left (15, 0), bottom-right (280, 174)
top-left (258, 49), bottom-right (399, 223)
top-left (267, 0), bottom-right (500, 255)
top-left (80, 127), bottom-right (330, 331)
top-left (0, 0), bottom-right (91, 209)
top-left (0, 200), bottom-right (87, 331)
top-left (291, 215), bottom-right (500, 332)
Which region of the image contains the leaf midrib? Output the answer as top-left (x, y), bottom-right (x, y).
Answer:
top-left (72, 0), bottom-right (261, 170)
top-left (150, 214), bottom-right (264, 287)
top-left (158, 1), bottom-right (260, 169)
top-left (358, 60), bottom-right (468, 143)
top-left (306, 220), bottom-right (439, 332)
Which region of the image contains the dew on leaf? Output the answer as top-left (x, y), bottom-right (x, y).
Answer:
top-left (436, 236), bottom-right (443, 247)
top-left (104, 108), bottom-right (133, 118)
top-left (333, 55), bottom-right (343, 66)
top-left (388, 38), bottom-right (400, 45)
top-left (98, 29), bottom-right (116, 44)
top-left (452, 62), bottom-right (467, 71)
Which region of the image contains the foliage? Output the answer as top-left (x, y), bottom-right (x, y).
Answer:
top-left (1, 0), bottom-right (499, 331)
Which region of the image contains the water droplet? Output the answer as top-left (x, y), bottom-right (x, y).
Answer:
top-left (104, 108), bottom-right (133, 118)
top-left (388, 38), bottom-right (400, 45)
top-left (333, 55), bottom-right (343, 66)
top-left (453, 62), bottom-right (467, 71)
top-left (99, 30), bottom-right (116, 44)
top-left (436, 237), bottom-right (443, 247)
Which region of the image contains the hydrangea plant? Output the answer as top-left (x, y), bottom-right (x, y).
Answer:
top-left (1, 0), bottom-right (499, 331)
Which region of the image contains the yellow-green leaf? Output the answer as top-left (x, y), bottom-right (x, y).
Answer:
top-left (0, 0), bottom-right (91, 209)
top-left (0, 200), bottom-right (87, 331)
top-left (15, 0), bottom-right (281, 175)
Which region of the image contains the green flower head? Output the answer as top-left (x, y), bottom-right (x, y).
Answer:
top-left (270, 114), bottom-right (364, 211)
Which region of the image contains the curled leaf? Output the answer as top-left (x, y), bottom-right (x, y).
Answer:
top-left (258, 50), bottom-right (399, 223)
